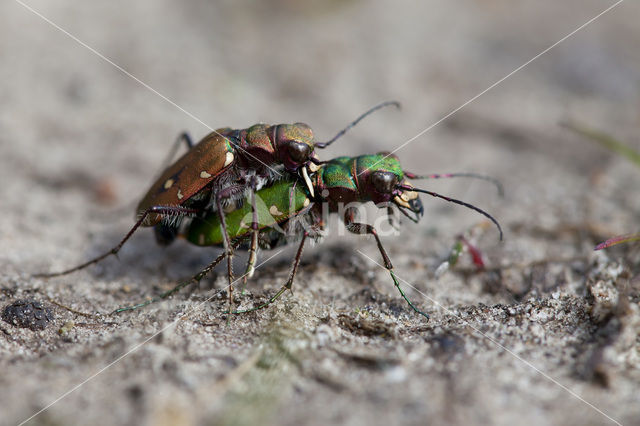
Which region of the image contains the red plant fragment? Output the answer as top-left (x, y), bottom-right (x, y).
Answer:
top-left (595, 233), bottom-right (640, 250)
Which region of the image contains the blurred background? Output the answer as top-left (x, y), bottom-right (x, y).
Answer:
top-left (1, 1), bottom-right (639, 425)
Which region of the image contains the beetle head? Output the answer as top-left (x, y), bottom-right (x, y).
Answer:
top-left (353, 153), bottom-right (423, 222)
top-left (274, 123), bottom-right (315, 171)
top-left (274, 123), bottom-right (317, 197)
top-left (355, 153), bottom-right (403, 203)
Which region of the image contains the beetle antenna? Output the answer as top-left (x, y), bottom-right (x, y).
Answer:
top-left (404, 171), bottom-right (504, 197)
top-left (399, 185), bottom-right (503, 240)
top-left (316, 101), bottom-right (401, 148)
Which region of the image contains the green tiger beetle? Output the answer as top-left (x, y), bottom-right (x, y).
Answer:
top-left (114, 153), bottom-right (503, 320)
top-left (37, 102), bottom-right (400, 309)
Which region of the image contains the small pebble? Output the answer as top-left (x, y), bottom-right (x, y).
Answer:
top-left (58, 321), bottom-right (75, 335)
top-left (2, 299), bottom-right (54, 330)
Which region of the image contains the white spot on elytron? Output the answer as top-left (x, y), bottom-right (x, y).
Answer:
top-left (321, 189), bottom-right (329, 198)
top-left (303, 198), bottom-right (310, 207)
top-left (163, 179), bottom-right (174, 189)
top-left (224, 152), bottom-right (234, 167)
top-left (198, 233), bottom-right (205, 245)
top-left (269, 205), bottom-right (283, 216)
top-left (177, 189), bottom-right (184, 200)
top-left (200, 171), bottom-right (212, 178)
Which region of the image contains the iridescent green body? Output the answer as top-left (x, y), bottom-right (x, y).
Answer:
top-left (186, 179), bottom-right (311, 246)
top-left (315, 154), bottom-right (407, 205)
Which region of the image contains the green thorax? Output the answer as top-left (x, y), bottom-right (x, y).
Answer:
top-left (186, 179), bottom-right (311, 246)
top-left (318, 156), bottom-right (357, 191)
top-left (354, 154), bottom-right (405, 179)
top-left (318, 154), bottom-right (405, 193)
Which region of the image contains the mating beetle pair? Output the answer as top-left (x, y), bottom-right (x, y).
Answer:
top-left (39, 102), bottom-right (502, 320)
top-left (41, 103), bottom-right (397, 302)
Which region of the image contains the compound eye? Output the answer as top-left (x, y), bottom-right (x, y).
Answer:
top-left (287, 141), bottom-right (311, 164)
top-left (370, 171), bottom-right (397, 194)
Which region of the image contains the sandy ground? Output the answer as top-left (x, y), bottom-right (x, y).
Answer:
top-left (1, 1), bottom-right (639, 425)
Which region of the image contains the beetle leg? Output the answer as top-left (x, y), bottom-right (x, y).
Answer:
top-left (230, 232), bottom-right (308, 314)
top-left (34, 205), bottom-right (200, 278)
top-left (166, 131), bottom-right (195, 161)
top-left (112, 239), bottom-right (243, 314)
top-left (386, 204), bottom-right (403, 230)
top-left (215, 192), bottom-right (236, 312)
top-left (342, 207), bottom-right (429, 320)
top-left (179, 132), bottom-right (195, 149)
top-left (241, 178), bottom-right (260, 293)
top-left (152, 132), bottom-right (196, 184)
